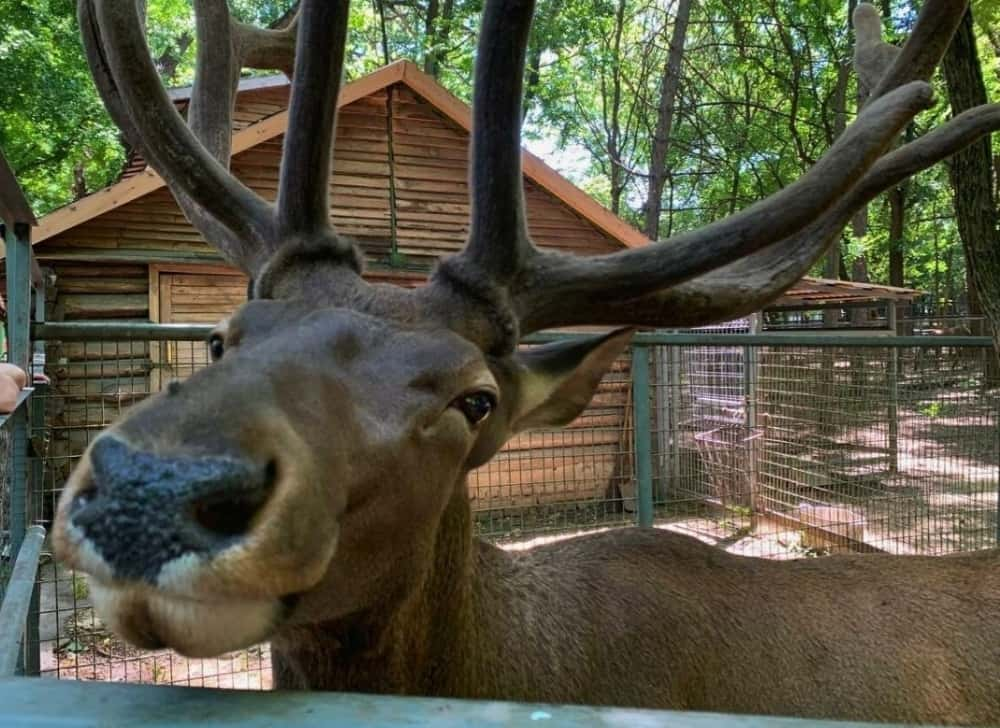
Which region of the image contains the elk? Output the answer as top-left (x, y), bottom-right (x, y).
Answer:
top-left (53, 0), bottom-right (1000, 724)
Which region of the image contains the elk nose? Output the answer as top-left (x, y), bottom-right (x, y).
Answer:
top-left (68, 435), bottom-right (276, 584)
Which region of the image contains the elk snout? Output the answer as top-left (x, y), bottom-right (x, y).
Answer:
top-left (64, 435), bottom-right (276, 586)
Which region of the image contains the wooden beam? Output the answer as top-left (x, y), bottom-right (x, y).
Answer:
top-left (35, 249), bottom-right (225, 264)
top-left (0, 153), bottom-right (37, 227)
top-left (150, 262), bottom-right (243, 277)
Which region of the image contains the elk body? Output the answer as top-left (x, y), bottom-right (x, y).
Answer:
top-left (52, 1), bottom-right (1000, 724)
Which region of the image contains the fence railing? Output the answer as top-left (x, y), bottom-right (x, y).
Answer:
top-left (0, 388), bottom-right (42, 678)
top-left (0, 675), bottom-right (939, 728)
top-left (3, 321), bottom-right (999, 692)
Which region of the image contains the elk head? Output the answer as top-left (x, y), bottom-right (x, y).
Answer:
top-left (53, 0), bottom-right (989, 658)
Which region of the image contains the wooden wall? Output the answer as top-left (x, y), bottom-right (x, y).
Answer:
top-left (36, 81), bottom-right (633, 516)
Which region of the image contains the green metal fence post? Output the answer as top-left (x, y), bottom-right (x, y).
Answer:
top-left (887, 306), bottom-right (899, 473)
top-left (632, 345), bottom-right (653, 528)
top-left (744, 315), bottom-right (761, 526)
top-left (4, 222), bottom-right (32, 563)
top-left (4, 222), bottom-right (32, 372)
top-left (25, 382), bottom-right (45, 677)
top-left (0, 526), bottom-right (45, 677)
top-left (668, 345), bottom-right (682, 494)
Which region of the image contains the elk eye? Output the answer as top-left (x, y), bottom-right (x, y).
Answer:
top-left (208, 334), bottom-right (225, 361)
top-left (453, 391), bottom-right (496, 425)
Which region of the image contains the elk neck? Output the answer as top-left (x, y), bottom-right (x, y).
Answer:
top-left (268, 472), bottom-right (525, 697)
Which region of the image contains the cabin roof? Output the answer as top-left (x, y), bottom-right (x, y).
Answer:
top-left (776, 277), bottom-right (920, 308)
top-left (33, 60), bottom-right (648, 250)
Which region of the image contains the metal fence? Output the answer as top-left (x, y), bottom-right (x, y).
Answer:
top-left (645, 333), bottom-right (999, 558)
top-left (2, 322), bottom-right (998, 691)
top-left (0, 385), bottom-right (42, 678)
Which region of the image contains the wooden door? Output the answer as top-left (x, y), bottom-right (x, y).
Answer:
top-left (152, 268), bottom-right (248, 388)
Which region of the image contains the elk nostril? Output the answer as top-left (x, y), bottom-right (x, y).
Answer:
top-left (190, 493), bottom-right (263, 538)
top-left (188, 460), bottom-right (277, 540)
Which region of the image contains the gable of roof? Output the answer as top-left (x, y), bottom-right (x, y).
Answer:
top-left (34, 60), bottom-right (648, 250)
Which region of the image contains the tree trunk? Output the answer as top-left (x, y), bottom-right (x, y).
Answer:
top-left (942, 10), bottom-right (1000, 354)
top-left (522, 0), bottom-right (563, 120)
top-left (888, 184), bottom-right (905, 288)
top-left (424, 0), bottom-right (440, 75)
top-left (887, 120), bottom-right (915, 291)
top-left (825, 60), bottom-right (851, 283)
top-left (423, 0), bottom-right (454, 78)
top-left (643, 0), bottom-right (692, 240)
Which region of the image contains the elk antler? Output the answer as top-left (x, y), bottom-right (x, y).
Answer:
top-left (276, 1), bottom-right (349, 244)
top-left (82, 0), bottom-right (998, 349)
top-left (78, 0), bottom-right (353, 279)
top-left (427, 0), bottom-right (997, 344)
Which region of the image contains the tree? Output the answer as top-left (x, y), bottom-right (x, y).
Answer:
top-left (942, 7), bottom-right (1000, 346)
top-left (0, 0), bottom-right (124, 212)
top-left (643, 0), bottom-right (691, 239)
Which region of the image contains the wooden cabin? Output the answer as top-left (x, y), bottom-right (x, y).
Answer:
top-left (26, 61), bottom-right (646, 515)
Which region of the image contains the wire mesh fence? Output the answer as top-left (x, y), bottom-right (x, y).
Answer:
top-left (2, 323), bottom-right (998, 691)
top-left (1, 385), bottom-right (39, 678)
top-left (647, 334), bottom-right (999, 559)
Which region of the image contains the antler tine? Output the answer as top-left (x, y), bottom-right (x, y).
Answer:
top-left (498, 0), bottom-right (970, 337)
top-left (84, 0), bottom-right (275, 274)
top-left (508, 80), bottom-right (933, 329)
top-left (188, 0), bottom-right (240, 166)
top-left (275, 0), bottom-right (353, 250)
top-left (78, 0), bottom-right (139, 148)
top-left (237, 11), bottom-right (299, 78)
top-left (455, 0), bottom-right (539, 283)
top-left (518, 102), bottom-right (1000, 331)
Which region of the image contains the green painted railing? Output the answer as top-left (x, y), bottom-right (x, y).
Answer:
top-left (0, 677), bottom-right (940, 728)
top-left (0, 526), bottom-right (45, 677)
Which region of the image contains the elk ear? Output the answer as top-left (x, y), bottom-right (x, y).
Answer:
top-left (510, 328), bottom-right (634, 433)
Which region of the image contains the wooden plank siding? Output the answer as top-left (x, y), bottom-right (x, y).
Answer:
top-left (119, 85), bottom-right (294, 181)
top-left (36, 80), bottom-right (633, 515)
top-left (38, 85), bottom-right (624, 265)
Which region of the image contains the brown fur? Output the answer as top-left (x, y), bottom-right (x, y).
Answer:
top-left (271, 484), bottom-right (1000, 724)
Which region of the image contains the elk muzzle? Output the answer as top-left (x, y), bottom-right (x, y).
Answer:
top-left (53, 407), bottom-right (344, 656)
top-left (66, 435), bottom-right (276, 584)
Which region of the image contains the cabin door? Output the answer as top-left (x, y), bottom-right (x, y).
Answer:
top-left (151, 266), bottom-right (248, 389)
